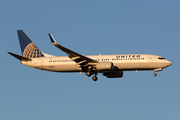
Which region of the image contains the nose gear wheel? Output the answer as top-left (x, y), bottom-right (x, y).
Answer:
top-left (153, 73), bottom-right (157, 76)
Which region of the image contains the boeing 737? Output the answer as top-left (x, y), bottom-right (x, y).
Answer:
top-left (7, 30), bottom-right (172, 81)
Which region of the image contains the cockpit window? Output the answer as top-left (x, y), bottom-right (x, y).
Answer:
top-left (158, 57), bottom-right (165, 60)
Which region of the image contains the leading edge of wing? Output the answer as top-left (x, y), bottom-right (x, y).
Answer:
top-left (48, 33), bottom-right (97, 63)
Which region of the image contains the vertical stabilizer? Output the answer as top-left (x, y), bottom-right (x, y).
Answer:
top-left (17, 30), bottom-right (44, 58)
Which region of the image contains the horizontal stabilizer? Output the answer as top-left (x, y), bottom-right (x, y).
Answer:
top-left (7, 52), bottom-right (32, 61)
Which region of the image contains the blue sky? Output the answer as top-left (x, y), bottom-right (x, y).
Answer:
top-left (1, 0), bottom-right (180, 120)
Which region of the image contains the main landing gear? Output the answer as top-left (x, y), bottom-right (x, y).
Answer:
top-left (86, 71), bottom-right (98, 81)
top-left (86, 71), bottom-right (92, 77)
top-left (92, 74), bottom-right (98, 81)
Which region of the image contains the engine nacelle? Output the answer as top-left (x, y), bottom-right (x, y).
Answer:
top-left (103, 71), bottom-right (123, 78)
top-left (96, 62), bottom-right (113, 70)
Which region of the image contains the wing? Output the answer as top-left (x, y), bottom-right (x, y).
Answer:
top-left (48, 33), bottom-right (97, 67)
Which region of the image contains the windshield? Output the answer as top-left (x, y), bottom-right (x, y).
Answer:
top-left (158, 57), bottom-right (165, 60)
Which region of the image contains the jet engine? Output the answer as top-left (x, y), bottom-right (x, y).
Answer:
top-left (103, 71), bottom-right (123, 78)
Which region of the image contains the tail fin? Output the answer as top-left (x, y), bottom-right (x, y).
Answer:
top-left (17, 30), bottom-right (44, 58)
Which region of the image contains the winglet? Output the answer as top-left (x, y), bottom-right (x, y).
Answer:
top-left (48, 33), bottom-right (57, 43)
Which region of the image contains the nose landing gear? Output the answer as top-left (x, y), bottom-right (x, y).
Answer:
top-left (153, 68), bottom-right (163, 76)
top-left (153, 73), bottom-right (157, 76)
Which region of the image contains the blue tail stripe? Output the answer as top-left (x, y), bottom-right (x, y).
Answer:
top-left (17, 30), bottom-right (44, 58)
top-left (17, 30), bottom-right (32, 54)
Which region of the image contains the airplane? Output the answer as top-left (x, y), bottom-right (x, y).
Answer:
top-left (7, 30), bottom-right (172, 81)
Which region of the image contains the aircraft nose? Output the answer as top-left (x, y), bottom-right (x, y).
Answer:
top-left (165, 60), bottom-right (172, 67)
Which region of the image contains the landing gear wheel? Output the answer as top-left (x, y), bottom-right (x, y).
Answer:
top-left (153, 73), bottom-right (157, 76)
top-left (86, 72), bottom-right (91, 77)
top-left (92, 76), bottom-right (98, 81)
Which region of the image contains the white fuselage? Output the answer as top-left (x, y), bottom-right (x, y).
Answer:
top-left (21, 54), bottom-right (172, 73)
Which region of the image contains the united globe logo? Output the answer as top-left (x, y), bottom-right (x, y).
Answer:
top-left (23, 43), bottom-right (44, 58)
